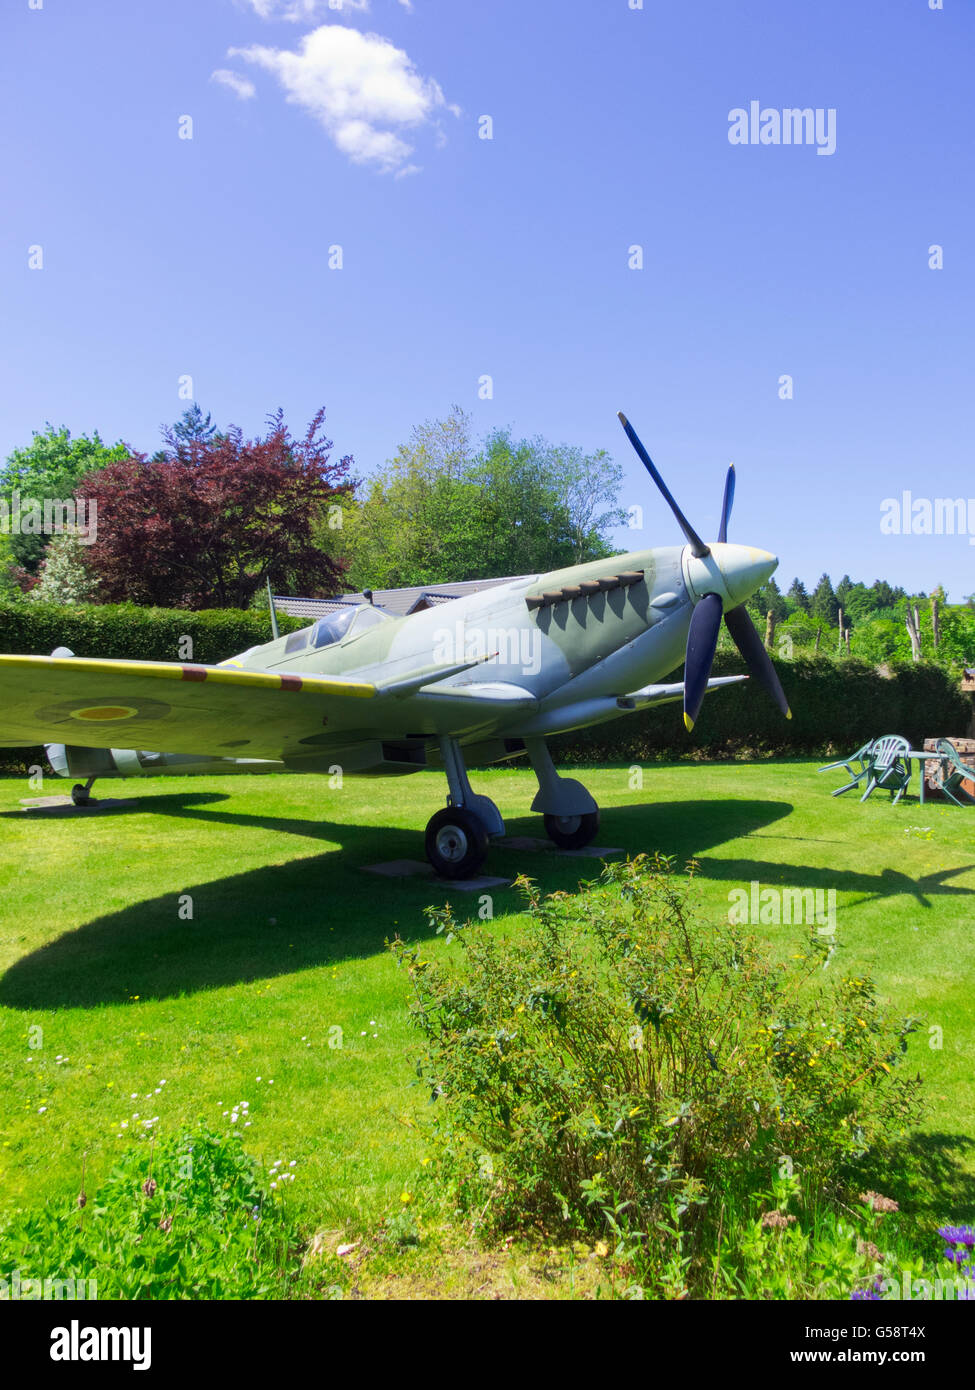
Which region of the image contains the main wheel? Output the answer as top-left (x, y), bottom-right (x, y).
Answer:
top-left (70, 784), bottom-right (92, 807)
top-left (543, 810), bottom-right (600, 850)
top-left (425, 806), bottom-right (490, 880)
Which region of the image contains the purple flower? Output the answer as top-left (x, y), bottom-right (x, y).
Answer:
top-left (937, 1225), bottom-right (975, 1248)
top-left (851, 1275), bottom-right (886, 1301)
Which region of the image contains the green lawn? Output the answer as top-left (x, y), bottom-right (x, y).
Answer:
top-left (1, 759), bottom-right (973, 1239)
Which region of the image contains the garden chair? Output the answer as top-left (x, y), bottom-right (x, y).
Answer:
top-left (936, 738), bottom-right (975, 807)
top-left (859, 734), bottom-right (912, 804)
top-left (818, 739), bottom-right (877, 797)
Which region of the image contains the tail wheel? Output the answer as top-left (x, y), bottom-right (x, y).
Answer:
top-left (543, 810), bottom-right (600, 850)
top-left (70, 784), bottom-right (93, 807)
top-left (425, 806), bottom-right (489, 880)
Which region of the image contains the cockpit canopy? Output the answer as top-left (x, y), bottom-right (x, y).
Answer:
top-left (283, 604), bottom-right (392, 656)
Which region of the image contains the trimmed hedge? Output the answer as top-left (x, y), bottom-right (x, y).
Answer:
top-left (0, 602), bottom-right (970, 774)
top-left (551, 651), bottom-right (972, 763)
top-left (0, 600), bottom-right (305, 666)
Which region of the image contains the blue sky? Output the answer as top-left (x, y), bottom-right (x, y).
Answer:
top-left (2, 0), bottom-right (972, 598)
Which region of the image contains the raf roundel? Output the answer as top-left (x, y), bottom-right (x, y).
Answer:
top-left (70, 705), bottom-right (140, 723)
top-left (35, 695), bottom-right (173, 726)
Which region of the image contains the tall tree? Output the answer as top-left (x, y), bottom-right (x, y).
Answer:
top-left (170, 404), bottom-right (218, 449)
top-left (547, 442), bottom-right (625, 563)
top-left (868, 578), bottom-right (905, 614)
top-left (0, 425), bottom-right (127, 572)
top-left (341, 408), bottom-right (477, 590)
top-left (747, 575), bottom-right (787, 623)
top-left (150, 405), bottom-right (221, 462)
top-left (811, 573), bottom-right (839, 626)
top-left (79, 408), bottom-right (354, 609)
top-left (342, 409), bottom-right (625, 590)
top-left (786, 577), bottom-right (810, 612)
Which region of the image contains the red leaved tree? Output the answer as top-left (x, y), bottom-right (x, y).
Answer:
top-left (78, 408), bottom-right (354, 609)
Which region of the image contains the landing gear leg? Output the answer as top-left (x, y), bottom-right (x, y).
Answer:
top-left (71, 776), bottom-right (97, 808)
top-left (424, 737), bottom-right (504, 879)
top-left (524, 737), bottom-right (601, 850)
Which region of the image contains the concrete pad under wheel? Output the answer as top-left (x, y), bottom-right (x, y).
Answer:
top-left (494, 835), bottom-right (553, 852)
top-left (556, 846), bottom-right (625, 858)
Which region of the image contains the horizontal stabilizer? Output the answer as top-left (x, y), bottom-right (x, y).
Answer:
top-left (618, 674), bottom-right (747, 709)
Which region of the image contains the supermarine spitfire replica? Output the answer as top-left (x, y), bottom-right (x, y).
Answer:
top-left (0, 415), bottom-right (790, 879)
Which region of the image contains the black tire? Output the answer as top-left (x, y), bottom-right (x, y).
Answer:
top-left (70, 784), bottom-right (92, 807)
top-left (425, 806), bottom-right (490, 880)
top-left (543, 810), bottom-right (600, 850)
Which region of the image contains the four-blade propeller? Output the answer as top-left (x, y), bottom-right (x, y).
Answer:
top-left (617, 412), bottom-right (792, 732)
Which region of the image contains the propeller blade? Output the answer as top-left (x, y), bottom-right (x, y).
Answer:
top-left (684, 592), bottom-right (723, 730)
top-left (723, 604), bottom-right (792, 718)
top-left (617, 412), bottom-right (710, 559)
top-left (717, 464), bottom-right (735, 544)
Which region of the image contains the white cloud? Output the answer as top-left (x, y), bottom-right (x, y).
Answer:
top-left (211, 69), bottom-right (257, 100)
top-left (240, 1), bottom-right (370, 21)
top-left (230, 25), bottom-right (455, 173)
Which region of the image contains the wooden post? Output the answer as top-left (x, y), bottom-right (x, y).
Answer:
top-left (932, 593), bottom-right (940, 652)
top-left (837, 605), bottom-right (844, 652)
top-left (764, 609), bottom-right (776, 652)
top-left (905, 606), bottom-right (922, 662)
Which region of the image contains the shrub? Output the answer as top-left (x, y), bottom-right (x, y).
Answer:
top-left (392, 857), bottom-right (924, 1287)
top-left (0, 1125), bottom-right (305, 1299)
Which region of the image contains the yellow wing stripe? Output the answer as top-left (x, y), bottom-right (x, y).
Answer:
top-left (0, 655), bottom-right (376, 700)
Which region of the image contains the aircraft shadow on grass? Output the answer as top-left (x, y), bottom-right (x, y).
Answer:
top-left (1, 790), bottom-right (231, 820)
top-left (1, 792), bottom-right (972, 1011)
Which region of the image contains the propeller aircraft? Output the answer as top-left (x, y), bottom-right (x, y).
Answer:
top-left (0, 415), bottom-right (790, 879)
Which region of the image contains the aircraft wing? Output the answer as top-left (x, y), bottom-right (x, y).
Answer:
top-left (0, 654), bottom-right (379, 761)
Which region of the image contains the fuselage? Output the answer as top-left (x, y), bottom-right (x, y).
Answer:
top-left (47, 541), bottom-right (777, 781)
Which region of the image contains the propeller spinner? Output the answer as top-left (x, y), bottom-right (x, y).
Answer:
top-left (617, 413), bottom-right (792, 732)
